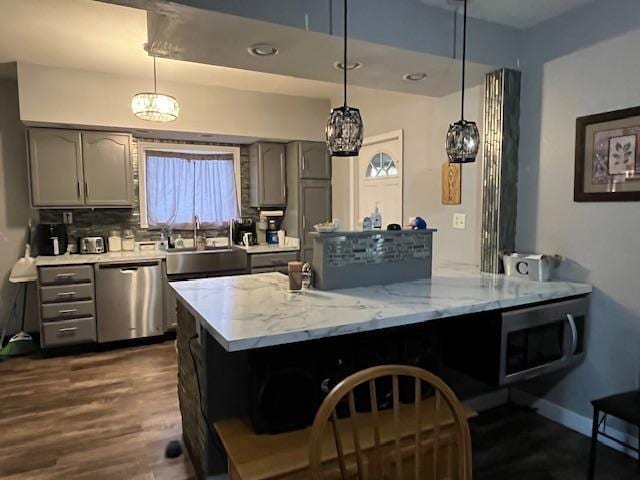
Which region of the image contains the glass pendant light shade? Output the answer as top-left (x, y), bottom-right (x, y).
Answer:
top-left (446, 119), bottom-right (479, 164)
top-left (326, 105), bottom-right (364, 157)
top-left (132, 56), bottom-right (179, 122)
top-left (325, 0), bottom-right (363, 157)
top-left (131, 92), bottom-right (179, 122)
top-left (446, 0), bottom-right (478, 164)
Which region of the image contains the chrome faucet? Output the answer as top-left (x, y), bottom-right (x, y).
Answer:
top-left (194, 215), bottom-right (205, 251)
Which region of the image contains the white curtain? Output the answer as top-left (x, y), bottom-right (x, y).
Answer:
top-left (145, 152), bottom-right (239, 229)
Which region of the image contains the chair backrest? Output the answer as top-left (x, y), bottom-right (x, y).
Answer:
top-left (308, 365), bottom-right (472, 480)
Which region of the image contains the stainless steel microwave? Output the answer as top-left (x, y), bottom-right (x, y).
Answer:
top-left (441, 296), bottom-right (589, 387)
top-left (499, 297), bottom-right (588, 385)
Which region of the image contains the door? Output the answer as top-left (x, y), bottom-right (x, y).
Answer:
top-left (300, 180), bottom-right (331, 261)
top-left (259, 143), bottom-right (286, 207)
top-left (351, 130), bottom-right (403, 229)
top-left (299, 141), bottom-right (331, 180)
top-left (82, 132), bottom-right (133, 206)
top-left (28, 128), bottom-right (84, 207)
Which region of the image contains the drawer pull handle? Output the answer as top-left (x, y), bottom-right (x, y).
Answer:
top-left (58, 327), bottom-right (78, 335)
top-left (59, 309), bottom-right (77, 314)
top-left (56, 292), bottom-right (76, 297)
top-left (56, 273), bottom-right (76, 278)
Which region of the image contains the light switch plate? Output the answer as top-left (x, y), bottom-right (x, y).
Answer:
top-left (453, 213), bottom-right (466, 229)
top-left (62, 211), bottom-right (73, 224)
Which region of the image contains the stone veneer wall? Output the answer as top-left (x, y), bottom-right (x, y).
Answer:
top-left (39, 137), bottom-right (257, 243)
top-left (176, 301), bottom-right (207, 480)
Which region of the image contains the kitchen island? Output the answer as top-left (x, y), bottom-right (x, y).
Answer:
top-left (170, 262), bottom-right (592, 478)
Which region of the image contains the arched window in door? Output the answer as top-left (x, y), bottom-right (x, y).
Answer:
top-left (366, 152), bottom-right (398, 178)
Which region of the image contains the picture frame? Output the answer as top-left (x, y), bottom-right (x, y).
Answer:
top-left (575, 106), bottom-right (640, 202)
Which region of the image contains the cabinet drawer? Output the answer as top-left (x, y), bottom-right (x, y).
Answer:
top-left (39, 265), bottom-right (94, 285)
top-left (42, 318), bottom-right (96, 347)
top-left (250, 252), bottom-right (299, 268)
top-left (40, 283), bottom-right (95, 304)
top-left (251, 267), bottom-right (276, 274)
top-left (42, 300), bottom-right (95, 322)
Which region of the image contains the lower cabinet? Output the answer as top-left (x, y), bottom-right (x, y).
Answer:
top-left (41, 318), bottom-right (97, 347)
top-left (249, 251), bottom-right (299, 274)
top-left (38, 265), bottom-right (97, 349)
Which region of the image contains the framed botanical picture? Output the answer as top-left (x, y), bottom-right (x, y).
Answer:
top-left (575, 106), bottom-right (640, 201)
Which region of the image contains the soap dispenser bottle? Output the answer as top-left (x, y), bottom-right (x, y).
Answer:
top-left (371, 203), bottom-right (382, 230)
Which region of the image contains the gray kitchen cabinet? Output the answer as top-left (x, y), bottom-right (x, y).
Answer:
top-left (37, 265), bottom-right (97, 349)
top-left (27, 127), bottom-right (133, 208)
top-left (300, 180), bottom-right (332, 262)
top-left (283, 141), bottom-right (332, 263)
top-left (291, 141), bottom-right (331, 180)
top-left (82, 132), bottom-right (133, 206)
top-left (28, 128), bottom-right (85, 207)
top-left (249, 142), bottom-right (286, 208)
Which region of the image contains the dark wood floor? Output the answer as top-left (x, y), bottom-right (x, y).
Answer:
top-left (0, 341), bottom-right (636, 479)
top-left (0, 341), bottom-right (195, 480)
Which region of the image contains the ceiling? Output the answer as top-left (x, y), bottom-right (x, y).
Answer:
top-left (417, 0), bottom-right (596, 30)
top-left (0, 0), bottom-right (341, 100)
top-left (0, 0), bottom-right (492, 102)
top-left (147, 2), bottom-right (492, 98)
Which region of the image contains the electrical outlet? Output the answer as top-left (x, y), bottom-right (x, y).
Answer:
top-left (62, 211), bottom-right (73, 224)
top-left (452, 213), bottom-right (466, 230)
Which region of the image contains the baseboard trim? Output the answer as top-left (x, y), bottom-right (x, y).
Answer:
top-left (511, 388), bottom-right (639, 459)
top-left (465, 388), bottom-right (510, 413)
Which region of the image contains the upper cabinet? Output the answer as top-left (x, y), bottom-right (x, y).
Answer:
top-left (249, 142), bottom-right (286, 208)
top-left (82, 132), bottom-right (133, 206)
top-left (294, 141), bottom-right (331, 180)
top-left (28, 128), bottom-right (133, 208)
top-left (28, 129), bottom-right (85, 207)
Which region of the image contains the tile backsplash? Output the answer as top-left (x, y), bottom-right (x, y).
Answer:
top-left (39, 137), bottom-right (257, 243)
top-left (319, 231), bottom-right (433, 268)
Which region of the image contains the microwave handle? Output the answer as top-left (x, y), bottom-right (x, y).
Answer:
top-left (566, 314), bottom-right (578, 355)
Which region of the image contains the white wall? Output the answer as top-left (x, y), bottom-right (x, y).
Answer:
top-left (517, 3), bottom-right (640, 421)
top-left (0, 78), bottom-right (35, 334)
top-left (331, 85), bottom-right (483, 265)
top-left (17, 63), bottom-right (330, 142)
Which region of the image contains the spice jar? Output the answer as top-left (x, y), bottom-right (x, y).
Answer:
top-left (122, 229), bottom-right (135, 251)
top-left (288, 261), bottom-right (303, 291)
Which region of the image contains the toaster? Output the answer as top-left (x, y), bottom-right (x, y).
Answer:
top-left (79, 236), bottom-right (106, 254)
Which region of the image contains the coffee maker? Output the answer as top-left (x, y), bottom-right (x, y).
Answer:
top-left (232, 218), bottom-right (257, 246)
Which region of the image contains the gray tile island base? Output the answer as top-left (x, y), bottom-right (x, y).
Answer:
top-left (171, 264), bottom-right (592, 478)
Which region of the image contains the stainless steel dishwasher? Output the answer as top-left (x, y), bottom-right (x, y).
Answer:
top-left (94, 260), bottom-right (164, 342)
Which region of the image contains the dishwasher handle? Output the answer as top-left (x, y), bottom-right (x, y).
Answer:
top-left (98, 261), bottom-right (160, 270)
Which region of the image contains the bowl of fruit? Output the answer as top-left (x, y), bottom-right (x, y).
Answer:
top-left (314, 221), bottom-right (338, 233)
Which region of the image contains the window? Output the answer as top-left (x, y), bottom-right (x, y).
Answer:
top-left (139, 144), bottom-right (241, 229)
top-left (366, 152), bottom-right (398, 178)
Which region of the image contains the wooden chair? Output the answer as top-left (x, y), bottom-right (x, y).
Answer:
top-left (308, 365), bottom-right (473, 480)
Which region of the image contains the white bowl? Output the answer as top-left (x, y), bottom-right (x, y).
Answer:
top-left (314, 224), bottom-right (338, 233)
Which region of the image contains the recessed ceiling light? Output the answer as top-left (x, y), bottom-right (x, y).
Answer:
top-left (334, 61), bottom-right (363, 71)
top-left (248, 44), bottom-right (279, 57)
top-left (403, 72), bottom-right (428, 81)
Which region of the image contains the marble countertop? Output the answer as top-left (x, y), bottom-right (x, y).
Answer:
top-left (170, 262), bottom-right (592, 352)
top-left (236, 244), bottom-right (299, 254)
top-left (35, 250), bottom-right (166, 266)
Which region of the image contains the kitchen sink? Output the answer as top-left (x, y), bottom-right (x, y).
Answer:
top-left (166, 246), bottom-right (248, 276)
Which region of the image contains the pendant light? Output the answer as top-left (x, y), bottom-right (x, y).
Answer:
top-left (131, 56), bottom-right (179, 122)
top-left (326, 0), bottom-right (363, 157)
top-left (446, 0), bottom-right (479, 164)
